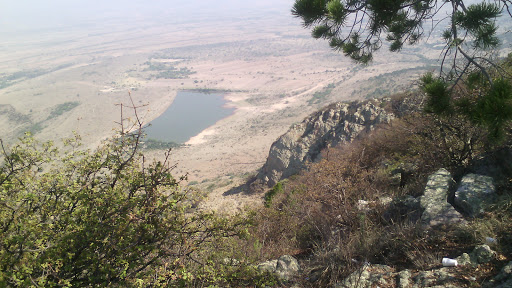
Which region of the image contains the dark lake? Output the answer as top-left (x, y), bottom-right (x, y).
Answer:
top-left (144, 91), bottom-right (234, 143)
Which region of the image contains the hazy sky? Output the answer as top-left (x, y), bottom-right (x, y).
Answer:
top-left (1, 0), bottom-right (295, 33)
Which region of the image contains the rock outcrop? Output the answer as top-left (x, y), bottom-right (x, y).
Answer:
top-left (416, 169), bottom-right (497, 227)
top-left (419, 168), bottom-right (465, 227)
top-left (454, 173), bottom-right (495, 217)
top-left (332, 245), bottom-right (499, 288)
top-left (257, 255), bottom-right (300, 282)
top-left (257, 99), bottom-right (394, 187)
top-left (335, 264), bottom-right (395, 288)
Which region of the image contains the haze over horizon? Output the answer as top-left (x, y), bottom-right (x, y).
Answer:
top-left (1, 0), bottom-right (295, 34)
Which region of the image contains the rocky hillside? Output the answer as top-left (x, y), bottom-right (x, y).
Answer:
top-left (256, 99), bottom-right (395, 187)
top-left (249, 90), bottom-right (512, 287)
top-left (257, 168), bottom-right (512, 287)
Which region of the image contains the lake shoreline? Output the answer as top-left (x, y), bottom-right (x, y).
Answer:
top-left (144, 90), bottom-right (236, 144)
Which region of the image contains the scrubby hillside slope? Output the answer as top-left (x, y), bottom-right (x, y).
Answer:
top-left (256, 99), bottom-right (395, 187)
top-left (249, 91), bottom-right (512, 287)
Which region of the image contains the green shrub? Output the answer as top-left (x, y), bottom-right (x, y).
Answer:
top-left (264, 182), bottom-right (284, 207)
top-left (0, 126), bottom-right (263, 287)
top-left (142, 138), bottom-right (181, 150)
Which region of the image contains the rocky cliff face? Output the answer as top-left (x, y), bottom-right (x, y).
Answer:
top-left (257, 99), bottom-right (395, 187)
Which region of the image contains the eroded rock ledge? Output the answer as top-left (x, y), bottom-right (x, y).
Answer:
top-left (257, 99), bottom-right (395, 187)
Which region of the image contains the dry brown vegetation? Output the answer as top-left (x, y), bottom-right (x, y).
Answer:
top-left (246, 93), bottom-right (512, 286)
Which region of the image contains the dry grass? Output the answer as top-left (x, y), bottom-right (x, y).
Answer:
top-left (245, 94), bottom-right (512, 286)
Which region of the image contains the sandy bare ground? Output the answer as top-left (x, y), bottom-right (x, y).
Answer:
top-left (0, 10), bottom-right (438, 214)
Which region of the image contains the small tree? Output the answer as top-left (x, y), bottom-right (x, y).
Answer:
top-left (0, 101), bottom-right (252, 287)
top-left (292, 0), bottom-right (512, 138)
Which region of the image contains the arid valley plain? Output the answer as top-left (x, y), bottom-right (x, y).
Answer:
top-left (1, 0), bottom-right (446, 212)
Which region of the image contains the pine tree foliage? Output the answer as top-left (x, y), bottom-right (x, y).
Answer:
top-left (293, 0), bottom-right (512, 139)
top-left (292, 0), bottom-right (510, 65)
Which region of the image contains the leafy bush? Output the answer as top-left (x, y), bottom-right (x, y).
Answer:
top-left (0, 118), bottom-right (269, 286)
top-left (264, 182), bottom-right (284, 207)
top-left (142, 138), bottom-right (181, 150)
